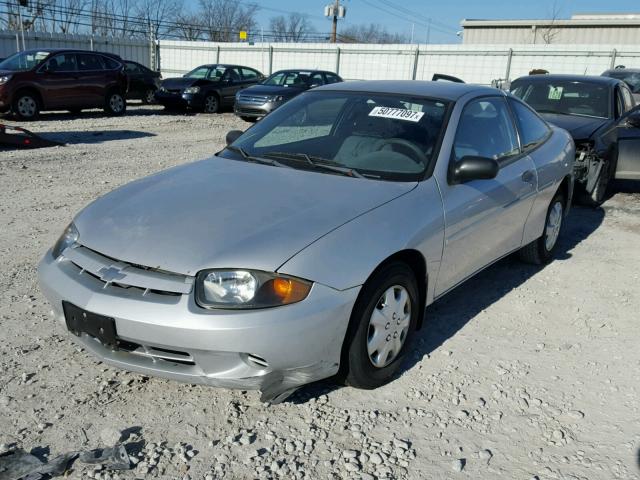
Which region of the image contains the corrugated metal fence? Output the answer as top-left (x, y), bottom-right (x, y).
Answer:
top-left (2, 30), bottom-right (640, 85)
top-left (159, 41), bottom-right (640, 85)
top-left (0, 30), bottom-right (151, 67)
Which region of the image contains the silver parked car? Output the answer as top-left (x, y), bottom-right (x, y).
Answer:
top-left (38, 81), bottom-right (575, 403)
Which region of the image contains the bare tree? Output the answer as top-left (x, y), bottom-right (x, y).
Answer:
top-left (174, 12), bottom-right (204, 40)
top-left (269, 13), bottom-right (315, 42)
top-left (541, 1), bottom-right (562, 44)
top-left (339, 23), bottom-right (406, 44)
top-left (198, 0), bottom-right (258, 42)
top-left (91, 0), bottom-right (141, 37)
top-left (136, 0), bottom-right (182, 38)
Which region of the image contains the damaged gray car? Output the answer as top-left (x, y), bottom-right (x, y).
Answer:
top-left (38, 81), bottom-right (574, 403)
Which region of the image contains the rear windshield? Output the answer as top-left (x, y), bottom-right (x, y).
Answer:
top-left (0, 51), bottom-right (49, 71)
top-left (605, 71), bottom-right (640, 93)
top-left (222, 91), bottom-right (450, 181)
top-left (511, 79), bottom-right (610, 119)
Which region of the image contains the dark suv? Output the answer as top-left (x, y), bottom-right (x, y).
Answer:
top-left (0, 48), bottom-right (128, 120)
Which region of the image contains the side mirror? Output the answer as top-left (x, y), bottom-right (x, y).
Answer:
top-left (626, 110), bottom-right (640, 128)
top-left (453, 156), bottom-right (499, 183)
top-left (226, 130), bottom-right (243, 145)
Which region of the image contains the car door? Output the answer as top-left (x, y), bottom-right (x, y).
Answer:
top-left (75, 53), bottom-right (107, 107)
top-left (219, 67), bottom-right (243, 105)
top-left (125, 61), bottom-right (144, 97)
top-left (434, 96), bottom-right (538, 297)
top-left (613, 104), bottom-right (640, 180)
top-left (37, 53), bottom-right (80, 109)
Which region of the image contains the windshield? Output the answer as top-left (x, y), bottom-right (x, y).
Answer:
top-left (606, 71), bottom-right (640, 93)
top-left (185, 65), bottom-right (226, 80)
top-left (511, 80), bottom-right (610, 119)
top-left (263, 71), bottom-right (317, 88)
top-left (220, 91), bottom-right (449, 181)
top-left (0, 50), bottom-right (49, 71)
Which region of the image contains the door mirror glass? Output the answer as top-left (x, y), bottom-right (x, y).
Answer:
top-left (626, 110), bottom-right (640, 128)
top-left (226, 130), bottom-right (243, 145)
top-left (453, 156), bottom-right (499, 183)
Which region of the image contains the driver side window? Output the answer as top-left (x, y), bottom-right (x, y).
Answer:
top-left (453, 97), bottom-right (519, 162)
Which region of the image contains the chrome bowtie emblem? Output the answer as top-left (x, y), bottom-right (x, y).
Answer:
top-left (98, 266), bottom-right (126, 283)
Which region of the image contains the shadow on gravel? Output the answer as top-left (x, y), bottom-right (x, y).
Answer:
top-left (290, 205), bottom-right (606, 404)
top-left (36, 129), bottom-right (156, 145)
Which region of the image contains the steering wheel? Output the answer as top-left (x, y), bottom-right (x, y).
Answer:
top-left (376, 138), bottom-right (427, 164)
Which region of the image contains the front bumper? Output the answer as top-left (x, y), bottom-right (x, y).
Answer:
top-left (155, 91), bottom-right (203, 109)
top-left (234, 101), bottom-right (280, 118)
top-left (38, 250), bottom-right (359, 402)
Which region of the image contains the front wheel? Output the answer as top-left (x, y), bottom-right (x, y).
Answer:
top-left (12, 92), bottom-right (40, 120)
top-left (104, 90), bottom-right (126, 116)
top-left (519, 191), bottom-right (565, 265)
top-left (203, 95), bottom-right (219, 113)
top-left (341, 263), bottom-right (419, 389)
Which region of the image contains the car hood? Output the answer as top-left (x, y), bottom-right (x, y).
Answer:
top-left (241, 85), bottom-right (305, 96)
top-left (74, 157), bottom-right (416, 277)
top-left (0, 69), bottom-right (14, 76)
top-left (540, 113), bottom-right (609, 139)
top-left (161, 77), bottom-right (209, 89)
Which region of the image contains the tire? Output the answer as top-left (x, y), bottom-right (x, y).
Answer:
top-left (240, 116), bottom-right (258, 123)
top-left (12, 91), bottom-right (40, 120)
top-left (519, 191), bottom-right (565, 265)
top-left (576, 160), bottom-right (612, 207)
top-left (203, 94), bottom-right (219, 114)
top-left (341, 262), bottom-right (419, 389)
top-left (104, 90), bottom-right (126, 116)
top-left (142, 89), bottom-right (156, 105)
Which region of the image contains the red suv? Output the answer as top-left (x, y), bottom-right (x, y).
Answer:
top-left (0, 48), bottom-right (128, 120)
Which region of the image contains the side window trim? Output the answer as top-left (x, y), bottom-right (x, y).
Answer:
top-left (506, 97), bottom-right (552, 154)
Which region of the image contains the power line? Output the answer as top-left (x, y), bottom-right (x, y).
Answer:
top-left (373, 0), bottom-right (458, 33)
top-left (359, 0), bottom-right (459, 37)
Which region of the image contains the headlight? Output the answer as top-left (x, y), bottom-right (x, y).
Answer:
top-left (0, 74), bottom-right (12, 85)
top-left (195, 270), bottom-right (312, 309)
top-left (51, 223), bottom-right (79, 259)
top-left (184, 86), bottom-right (200, 94)
top-left (267, 95), bottom-right (285, 102)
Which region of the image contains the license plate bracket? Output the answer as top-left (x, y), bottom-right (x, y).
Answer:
top-left (62, 301), bottom-right (118, 347)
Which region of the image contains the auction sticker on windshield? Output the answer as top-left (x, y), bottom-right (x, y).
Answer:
top-left (369, 106), bottom-right (425, 122)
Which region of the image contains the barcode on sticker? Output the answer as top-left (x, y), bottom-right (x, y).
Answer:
top-left (369, 106), bottom-right (424, 122)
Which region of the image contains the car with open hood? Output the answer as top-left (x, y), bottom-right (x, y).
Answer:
top-left (511, 74), bottom-right (640, 206)
top-left (155, 64), bottom-right (264, 113)
top-left (234, 69), bottom-right (342, 121)
top-left (38, 81), bottom-right (574, 403)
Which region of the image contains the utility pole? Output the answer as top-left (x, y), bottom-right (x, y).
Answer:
top-left (324, 1), bottom-right (346, 43)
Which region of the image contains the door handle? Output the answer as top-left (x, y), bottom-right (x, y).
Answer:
top-left (521, 170), bottom-right (535, 184)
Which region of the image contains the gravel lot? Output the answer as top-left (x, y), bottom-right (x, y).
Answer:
top-left (1, 105), bottom-right (639, 480)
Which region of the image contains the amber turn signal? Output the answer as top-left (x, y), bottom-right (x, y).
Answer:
top-left (271, 277), bottom-right (311, 303)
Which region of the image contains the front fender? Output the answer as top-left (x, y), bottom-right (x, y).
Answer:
top-left (278, 179), bottom-right (445, 302)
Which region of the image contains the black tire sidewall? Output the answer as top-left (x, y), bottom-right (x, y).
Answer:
top-left (344, 263), bottom-right (419, 389)
top-left (539, 192), bottom-right (565, 262)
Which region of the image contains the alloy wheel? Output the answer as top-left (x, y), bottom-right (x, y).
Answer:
top-left (545, 201), bottom-right (563, 251)
top-left (204, 96), bottom-right (218, 113)
top-left (18, 96), bottom-right (37, 118)
top-left (110, 94), bottom-right (124, 113)
top-left (367, 285), bottom-right (411, 368)
top-left (144, 89), bottom-right (155, 104)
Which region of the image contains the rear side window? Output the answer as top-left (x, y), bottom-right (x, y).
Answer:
top-left (125, 62), bottom-right (142, 73)
top-left (46, 53), bottom-right (77, 72)
top-left (454, 97), bottom-right (519, 162)
top-left (77, 53), bottom-right (104, 71)
top-left (101, 56), bottom-right (121, 70)
top-left (325, 73), bottom-right (341, 84)
top-left (241, 68), bottom-right (259, 80)
top-left (508, 98), bottom-right (551, 150)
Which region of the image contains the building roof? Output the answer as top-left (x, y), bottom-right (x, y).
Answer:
top-left (461, 16), bottom-right (640, 28)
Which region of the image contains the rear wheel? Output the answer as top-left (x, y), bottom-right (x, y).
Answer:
top-left (203, 94), bottom-right (219, 113)
top-left (341, 263), bottom-right (419, 389)
top-left (519, 191), bottom-right (565, 265)
top-left (104, 90), bottom-right (126, 116)
top-left (142, 88), bottom-right (156, 104)
top-left (12, 92), bottom-right (40, 120)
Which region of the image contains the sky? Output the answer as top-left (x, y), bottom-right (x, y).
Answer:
top-left (237, 0), bottom-right (640, 42)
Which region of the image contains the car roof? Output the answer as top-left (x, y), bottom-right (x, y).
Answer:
top-left (316, 80), bottom-right (498, 101)
top-left (272, 69), bottom-right (336, 74)
top-left (603, 68), bottom-right (640, 74)
top-left (512, 74), bottom-right (621, 86)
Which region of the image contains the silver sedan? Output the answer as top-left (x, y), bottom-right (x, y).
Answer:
top-left (38, 81), bottom-right (575, 403)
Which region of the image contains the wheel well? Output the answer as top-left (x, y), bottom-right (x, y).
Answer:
top-left (13, 87), bottom-right (42, 107)
top-left (367, 250), bottom-right (428, 330)
top-left (558, 174), bottom-right (572, 210)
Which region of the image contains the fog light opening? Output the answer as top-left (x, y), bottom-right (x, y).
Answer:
top-left (246, 354), bottom-right (269, 368)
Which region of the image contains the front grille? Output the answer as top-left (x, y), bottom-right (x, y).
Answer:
top-left (63, 245), bottom-right (194, 296)
top-left (238, 94), bottom-right (268, 105)
top-left (167, 89), bottom-right (182, 95)
top-left (117, 341), bottom-right (196, 366)
top-left (236, 108), bottom-right (265, 115)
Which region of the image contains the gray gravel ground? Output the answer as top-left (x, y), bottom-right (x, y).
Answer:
top-left (1, 106), bottom-right (639, 480)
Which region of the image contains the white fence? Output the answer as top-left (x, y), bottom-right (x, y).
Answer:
top-left (2, 30), bottom-right (640, 85)
top-left (159, 41), bottom-right (640, 85)
top-left (0, 31), bottom-right (152, 67)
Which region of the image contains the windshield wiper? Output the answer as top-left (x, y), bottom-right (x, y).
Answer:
top-left (262, 151), bottom-right (365, 178)
top-left (225, 146), bottom-right (290, 169)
